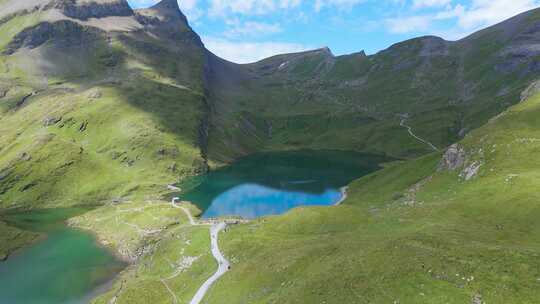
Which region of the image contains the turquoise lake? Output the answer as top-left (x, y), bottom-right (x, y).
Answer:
top-left (180, 150), bottom-right (388, 219)
top-left (0, 209), bottom-right (125, 304)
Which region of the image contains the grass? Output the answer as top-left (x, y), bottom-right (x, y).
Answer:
top-left (207, 9), bottom-right (540, 162)
top-left (201, 93), bottom-right (540, 303)
top-left (70, 200), bottom-right (216, 304)
top-left (0, 82), bottom-right (204, 209)
top-left (0, 16), bottom-right (208, 209)
top-left (2, 5), bottom-right (540, 304)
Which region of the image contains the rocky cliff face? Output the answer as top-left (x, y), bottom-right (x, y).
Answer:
top-left (135, 0), bottom-right (201, 44)
top-left (3, 20), bottom-right (101, 55)
top-left (0, 0), bottom-right (134, 24)
top-left (52, 0), bottom-right (134, 20)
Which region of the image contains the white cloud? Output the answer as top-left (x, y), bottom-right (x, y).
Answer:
top-left (455, 0), bottom-right (540, 29)
top-left (224, 20), bottom-right (283, 38)
top-left (384, 0), bottom-right (540, 39)
top-left (202, 36), bottom-right (311, 63)
top-left (314, 0), bottom-right (365, 12)
top-left (180, 0), bottom-right (204, 21)
top-left (208, 0), bottom-right (302, 16)
top-left (412, 0), bottom-right (452, 9)
top-left (385, 15), bottom-right (432, 33)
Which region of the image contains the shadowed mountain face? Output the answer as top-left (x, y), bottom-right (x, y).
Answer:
top-left (0, 0), bottom-right (540, 208)
top-left (205, 9), bottom-right (540, 161)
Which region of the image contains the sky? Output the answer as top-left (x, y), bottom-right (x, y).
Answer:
top-left (128, 0), bottom-right (540, 63)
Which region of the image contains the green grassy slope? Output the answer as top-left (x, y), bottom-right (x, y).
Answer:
top-left (69, 201), bottom-right (215, 304)
top-left (206, 8), bottom-right (540, 162)
top-left (0, 6), bottom-right (208, 210)
top-left (206, 92), bottom-right (540, 303)
top-left (2, 2), bottom-right (540, 303)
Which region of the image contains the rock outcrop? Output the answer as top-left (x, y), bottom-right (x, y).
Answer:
top-left (129, 0), bottom-right (203, 46)
top-left (52, 0), bottom-right (134, 20)
top-left (3, 20), bottom-right (101, 55)
top-left (438, 144), bottom-right (466, 171)
top-left (438, 144), bottom-right (482, 180)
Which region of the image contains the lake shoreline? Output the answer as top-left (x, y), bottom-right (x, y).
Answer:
top-left (0, 209), bottom-right (126, 304)
top-left (335, 187), bottom-right (349, 206)
top-left (68, 219), bottom-right (135, 264)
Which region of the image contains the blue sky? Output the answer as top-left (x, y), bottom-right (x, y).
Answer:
top-left (128, 0), bottom-right (540, 63)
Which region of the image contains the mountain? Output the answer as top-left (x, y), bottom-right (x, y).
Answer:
top-left (204, 81), bottom-right (540, 304)
top-left (2, 1), bottom-right (540, 303)
top-left (0, 0), bottom-right (208, 209)
top-left (205, 8), bottom-right (540, 161)
top-left (1, 0), bottom-right (540, 209)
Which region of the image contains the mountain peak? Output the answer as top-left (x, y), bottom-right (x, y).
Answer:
top-left (152, 0), bottom-right (181, 11)
top-left (320, 46), bottom-right (333, 54)
top-left (136, 0), bottom-right (189, 27)
top-left (149, 0), bottom-right (186, 21)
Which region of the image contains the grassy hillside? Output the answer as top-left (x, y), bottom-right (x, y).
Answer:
top-left (2, 2), bottom-right (540, 303)
top-left (0, 6), bottom-right (208, 210)
top-left (205, 92), bottom-right (540, 303)
top-left (68, 201), bottom-right (216, 304)
top-left (206, 9), bottom-right (540, 161)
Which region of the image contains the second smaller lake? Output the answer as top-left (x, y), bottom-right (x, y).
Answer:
top-left (0, 209), bottom-right (125, 304)
top-left (179, 150), bottom-right (387, 219)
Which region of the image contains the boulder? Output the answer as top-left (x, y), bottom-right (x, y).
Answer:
top-left (43, 116), bottom-right (62, 126)
top-left (438, 144), bottom-right (466, 171)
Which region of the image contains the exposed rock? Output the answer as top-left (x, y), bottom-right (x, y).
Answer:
top-left (15, 92), bottom-right (36, 108)
top-left (461, 161), bottom-right (482, 181)
top-left (3, 20), bottom-right (102, 55)
top-left (79, 120), bottom-right (88, 132)
top-left (121, 156), bottom-right (135, 167)
top-left (458, 127), bottom-right (469, 138)
top-left (520, 79), bottom-right (540, 101)
top-left (20, 182), bottom-right (37, 192)
top-left (135, 0), bottom-right (201, 43)
top-left (53, 0), bottom-right (134, 21)
top-left (58, 117), bottom-right (75, 128)
top-left (18, 153), bottom-right (31, 162)
top-left (110, 151), bottom-right (124, 160)
top-left (472, 293), bottom-right (483, 304)
top-left (156, 147), bottom-right (179, 159)
top-left (497, 44), bottom-right (540, 73)
top-left (43, 116), bottom-right (62, 126)
top-left (419, 36), bottom-right (450, 57)
top-left (192, 158), bottom-right (209, 174)
top-left (438, 144), bottom-right (466, 171)
top-left (87, 90), bottom-right (102, 99)
top-left (167, 162), bottom-right (177, 172)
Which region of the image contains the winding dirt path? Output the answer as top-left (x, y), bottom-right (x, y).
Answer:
top-left (400, 117), bottom-right (439, 152)
top-left (171, 198), bottom-right (230, 304)
top-left (189, 223), bottom-right (229, 304)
